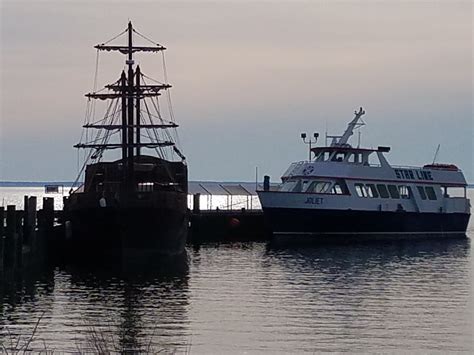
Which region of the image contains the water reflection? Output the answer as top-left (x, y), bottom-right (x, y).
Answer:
top-left (1, 254), bottom-right (190, 353)
top-left (263, 238), bottom-right (471, 352)
top-left (0, 266), bottom-right (55, 320)
top-left (266, 237), bottom-right (471, 272)
top-left (0, 266), bottom-right (55, 352)
top-left (1, 238), bottom-right (472, 352)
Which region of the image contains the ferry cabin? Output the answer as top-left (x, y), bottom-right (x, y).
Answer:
top-left (258, 145), bottom-right (470, 237)
top-left (270, 146), bottom-right (469, 214)
top-left (258, 106), bottom-right (470, 238)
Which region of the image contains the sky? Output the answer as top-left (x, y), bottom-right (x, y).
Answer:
top-left (0, 0), bottom-right (472, 183)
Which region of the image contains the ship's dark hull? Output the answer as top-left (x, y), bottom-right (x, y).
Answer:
top-left (263, 207), bottom-right (470, 243)
top-left (64, 190), bottom-right (188, 261)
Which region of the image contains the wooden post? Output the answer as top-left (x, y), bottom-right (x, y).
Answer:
top-left (193, 193), bottom-right (201, 214)
top-left (5, 205), bottom-right (17, 270)
top-left (0, 236), bottom-right (3, 274)
top-left (15, 207), bottom-right (23, 267)
top-left (0, 207), bottom-right (4, 273)
top-left (0, 207), bottom-right (4, 239)
top-left (28, 196), bottom-right (37, 253)
top-left (23, 195), bottom-right (30, 243)
top-left (41, 198), bottom-right (54, 254)
top-left (43, 198), bottom-right (54, 231)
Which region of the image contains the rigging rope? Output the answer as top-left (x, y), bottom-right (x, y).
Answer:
top-left (132, 27), bottom-right (163, 47)
top-left (142, 98), bottom-right (165, 160)
top-left (142, 71), bottom-right (181, 155)
top-left (161, 52), bottom-right (182, 148)
top-left (73, 25), bottom-right (187, 189)
top-left (139, 100), bottom-right (178, 183)
top-left (101, 27), bottom-right (128, 45)
top-left (93, 50), bottom-right (100, 92)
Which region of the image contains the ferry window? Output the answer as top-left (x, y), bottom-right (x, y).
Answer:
top-left (281, 181), bottom-right (297, 192)
top-left (138, 182), bottom-right (154, 192)
top-left (388, 185), bottom-right (400, 199)
top-left (445, 187), bottom-right (465, 198)
top-left (425, 186), bottom-right (437, 200)
top-left (376, 184), bottom-right (390, 198)
top-left (306, 181), bottom-right (317, 192)
top-left (307, 181), bottom-right (331, 193)
top-left (348, 153), bottom-right (361, 164)
top-left (361, 153), bottom-right (370, 165)
top-left (302, 180), bottom-right (310, 192)
top-left (332, 152), bottom-right (345, 162)
top-left (292, 180), bottom-right (303, 192)
top-left (355, 183), bottom-right (367, 197)
top-left (331, 183), bottom-right (344, 195)
top-left (366, 184), bottom-right (379, 198)
top-left (399, 185), bottom-right (411, 199)
top-left (417, 186), bottom-right (427, 200)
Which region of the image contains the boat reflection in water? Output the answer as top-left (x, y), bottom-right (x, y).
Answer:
top-left (0, 254), bottom-right (190, 353)
top-left (266, 236), bottom-right (471, 272)
top-left (65, 254), bottom-right (190, 353)
top-left (263, 237), bottom-right (471, 352)
top-left (0, 237), bottom-right (471, 353)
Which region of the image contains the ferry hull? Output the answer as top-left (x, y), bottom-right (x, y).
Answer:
top-left (263, 207), bottom-right (470, 242)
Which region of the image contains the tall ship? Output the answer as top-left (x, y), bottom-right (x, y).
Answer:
top-left (257, 108), bottom-right (470, 242)
top-left (64, 22), bottom-right (188, 258)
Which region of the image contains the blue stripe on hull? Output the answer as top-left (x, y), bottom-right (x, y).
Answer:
top-left (263, 208), bottom-right (470, 241)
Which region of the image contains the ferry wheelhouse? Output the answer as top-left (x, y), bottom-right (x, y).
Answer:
top-left (257, 108), bottom-right (470, 241)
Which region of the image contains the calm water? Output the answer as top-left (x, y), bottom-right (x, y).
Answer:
top-left (0, 189), bottom-right (473, 353)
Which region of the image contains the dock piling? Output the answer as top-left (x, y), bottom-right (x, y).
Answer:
top-left (0, 207), bottom-right (4, 273)
top-left (15, 207), bottom-right (23, 267)
top-left (5, 205), bottom-right (18, 270)
top-left (40, 198), bottom-right (55, 254)
top-left (40, 198), bottom-right (55, 231)
top-left (27, 197), bottom-right (37, 251)
top-left (23, 196), bottom-right (29, 242)
top-left (193, 193), bottom-right (201, 214)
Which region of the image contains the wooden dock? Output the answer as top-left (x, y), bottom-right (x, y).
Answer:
top-left (0, 194), bottom-right (268, 274)
top-left (189, 209), bottom-right (267, 242)
top-left (0, 197), bottom-right (58, 275)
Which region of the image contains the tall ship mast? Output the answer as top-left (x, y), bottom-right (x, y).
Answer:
top-left (64, 22), bottom-right (188, 260)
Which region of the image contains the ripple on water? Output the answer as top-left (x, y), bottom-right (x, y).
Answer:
top-left (0, 237), bottom-right (472, 352)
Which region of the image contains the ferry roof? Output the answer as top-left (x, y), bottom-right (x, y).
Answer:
top-left (310, 146), bottom-right (390, 153)
top-left (188, 182), bottom-right (279, 196)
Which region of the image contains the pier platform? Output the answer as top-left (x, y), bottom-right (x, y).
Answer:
top-left (189, 209), bottom-right (268, 242)
top-left (0, 194), bottom-right (269, 274)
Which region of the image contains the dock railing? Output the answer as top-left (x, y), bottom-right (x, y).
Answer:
top-left (188, 182), bottom-right (264, 211)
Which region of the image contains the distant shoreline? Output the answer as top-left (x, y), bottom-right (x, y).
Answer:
top-left (1, 181), bottom-right (473, 188)
top-left (0, 180), bottom-right (259, 187)
top-left (0, 181), bottom-right (78, 187)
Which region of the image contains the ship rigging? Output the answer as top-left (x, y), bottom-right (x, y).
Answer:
top-left (73, 21), bottom-right (185, 190)
top-left (65, 22), bottom-right (189, 258)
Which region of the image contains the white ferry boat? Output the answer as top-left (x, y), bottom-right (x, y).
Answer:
top-left (257, 108), bottom-right (470, 241)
